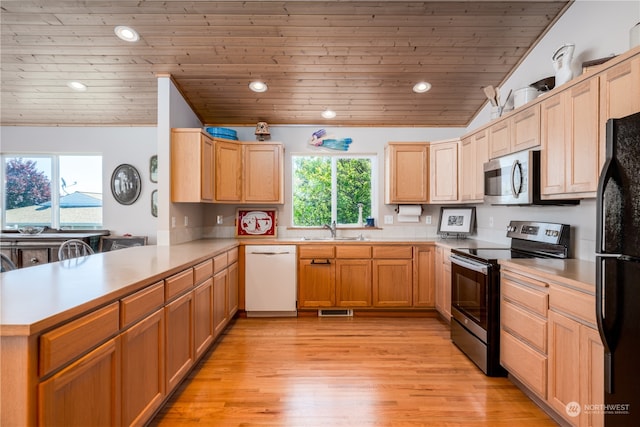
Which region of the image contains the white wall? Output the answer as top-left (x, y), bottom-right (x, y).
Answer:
top-left (0, 126), bottom-right (158, 243)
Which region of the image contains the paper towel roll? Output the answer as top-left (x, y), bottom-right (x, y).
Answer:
top-left (397, 205), bottom-right (421, 222)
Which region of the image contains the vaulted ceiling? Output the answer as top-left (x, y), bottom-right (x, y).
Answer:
top-left (0, 1), bottom-right (571, 127)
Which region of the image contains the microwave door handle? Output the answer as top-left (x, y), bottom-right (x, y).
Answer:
top-left (510, 159), bottom-right (522, 197)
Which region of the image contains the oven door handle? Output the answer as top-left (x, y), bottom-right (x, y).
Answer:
top-left (449, 254), bottom-right (489, 275)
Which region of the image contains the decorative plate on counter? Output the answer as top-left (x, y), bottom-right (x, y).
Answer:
top-left (236, 209), bottom-right (277, 237)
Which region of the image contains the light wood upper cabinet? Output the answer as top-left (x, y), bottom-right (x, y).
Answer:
top-left (214, 140), bottom-right (243, 202)
top-left (243, 143), bottom-right (284, 203)
top-left (541, 78), bottom-right (600, 199)
top-left (214, 140), bottom-right (284, 204)
top-left (171, 128), bottom-right (214, 202)
top-left (429, 139), bottom-right (459, 203)
top-left (489, 104), bottom-right (540, 159)
top-left (385, 142), bottom-right (429, 204)
top-left (460, 129), bottom-right (489, 202)
top-left (599, 55), bottom-right (640, 169)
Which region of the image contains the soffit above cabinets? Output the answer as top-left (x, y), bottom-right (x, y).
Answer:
top-left (1, 1), bottom-right (571, 127)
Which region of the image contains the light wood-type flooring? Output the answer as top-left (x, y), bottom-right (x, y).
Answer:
top-left (150, 316), bottom-right (558, 426)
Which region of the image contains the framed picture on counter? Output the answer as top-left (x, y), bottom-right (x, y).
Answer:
top-left (235, 209), bottom-right (277, 238)
top-left (437, 207), bottom-right (475, 237)
top-left (99, 235), bottom-right (148, 252)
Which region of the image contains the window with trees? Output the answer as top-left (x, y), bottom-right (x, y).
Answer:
top-left (292, 154), bottom-right (377, 227)
top-left (1, 155), bottom-right (103, 230)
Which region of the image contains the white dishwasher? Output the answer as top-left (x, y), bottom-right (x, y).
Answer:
top-left (245, 245), bottom-right (297, 317)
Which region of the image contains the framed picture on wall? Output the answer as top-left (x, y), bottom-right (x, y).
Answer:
top-left (235, 209), bottom-right (277, 238)
top-left (110, 164), bottom-right (141, 205)
top-left (149, 155), bottom-right (158, 183)
top-left (151, 189), bottom-right (158, 217)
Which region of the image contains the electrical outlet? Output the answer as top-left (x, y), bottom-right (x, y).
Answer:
top-left (171, 216), bottom-right (176, 228)
top-left (425, 215), bottom-right (432, 225)
top-left (217, 215), bottom-right (224, 225)
top-left (184, 216), bottom-right (189, 226)
top-left (489, 216), bottom-right (494, 227)
top-left (384, 215), bottom-right (393, 225)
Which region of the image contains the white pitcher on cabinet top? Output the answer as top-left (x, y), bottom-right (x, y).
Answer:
top-left (551, 43), bottom-right (575, 86)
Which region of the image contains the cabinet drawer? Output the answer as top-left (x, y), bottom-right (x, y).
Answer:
top-left (500, 330), bottom-right (547, 399)
top-left (227, 247), bottom-right (239, 264)
top-left (372, 246), bottom-right (412, 259)
top-left (549, 285), bottom-right (596, 325)
top-left (120, 281), bottom-right (165, 329)
top-left (299, 245), bottom-right (335, 259)
top-left (501, 299), bottom-right (547, 353)
top-left (165, 268), bottom-right (194, 301)
top-left (501, 272), bottom-right (548, 317)
top-left (213, 252), bottom-right (228, 273)
top-left (336, 245), bottom-right (372, 259)
top-left (194, 259), bottom-right (213, 284)
top-left (39, 302), bottom-right (120, 376)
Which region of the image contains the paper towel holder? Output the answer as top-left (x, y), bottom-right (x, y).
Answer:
top-left (394, 204), bottom-right (423, 214)
top-left (437, 207), bottom-right (476, 239)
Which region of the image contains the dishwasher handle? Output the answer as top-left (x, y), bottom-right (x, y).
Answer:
top-left (311, 259), bottom-right (331, 265)
top-left (248, 251), bottom-right (292, 255)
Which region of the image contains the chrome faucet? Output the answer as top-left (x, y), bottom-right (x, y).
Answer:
top-left (323, 220), bottom-right (337, 238)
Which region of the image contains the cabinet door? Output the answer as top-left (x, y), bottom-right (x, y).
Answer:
top-left (335, 259), bottom-right (371, 307)
top-left (580, 326), bottom-right (604, 427)
top-left (121, 309), bottom-right (165, 427)
top-left (165, 292), bottom-right (194, 392)
top-left (200, 136), bottom-right (214, 201)
top-left (413, 245), bottom-right (435, 307)
top-left (599, 56), bottom-right (640, 167)
top-left (298, 259), bottom-right (336, 308)
top-left (474, 129), bottom-right (490, 200)
top-left (193, 278), bottom-right (214, 360)
top-left (548, 311), bottom-right (580, 425)
top-left (372, 259), bottom-right (412, 307)
top-left (540, 94), bottom-right (567, 195)
top-left (227, 261), bottom-right (239, 317)
top-left (511, 104), bottom-right (541, 153)
top-left (429, 140), bottom-right (459, 202)
top-left (565, 79), bottom-right (599, 195)
top-left (39, 338), bottom-right (121, 427)
top-left (213, 268), bottom-right (229, 337)
top-left (460, 136), bottom-right (476, 202)
top-left (243, 144), bottom-right (283, 203)
top-left (435, 247), bottom-right (452, 320)
top-left (488, 119), bottom-right (511, 158)
top-left (214, 140), bottom-right (242, 202)
top-left (384, 143), bottom-right (429, 203)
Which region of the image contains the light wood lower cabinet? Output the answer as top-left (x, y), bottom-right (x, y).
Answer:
top-left (500, 265), bottom-right (604, 427)
top-left (413, 245), bottom-right (435, 307)
top-left (165, 291), bottom-right (194, 392)
top-left (194, 278), bottom-right (215, 360)
top-left (121, 309), bottom-right (165, 427)
top-left (434, 246), bottom-right (452, 321)
top-left (228, 260), bottom-right (239, 317)
top-left (336, 259), bottom-right (372, 307)
top-left (213, 268), bottom-right (229, 337)
top-left (39, 338), bottom-right (121, 426)
top-left (298, 258), bottom-right (336, 308)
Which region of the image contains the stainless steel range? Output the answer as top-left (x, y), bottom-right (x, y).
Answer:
top-left (449, 220), bottom-right (570, 376)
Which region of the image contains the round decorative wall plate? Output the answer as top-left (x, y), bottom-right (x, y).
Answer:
top-left (111, 164), bottom-right (141, 205)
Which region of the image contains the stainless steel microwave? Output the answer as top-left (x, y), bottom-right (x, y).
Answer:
top-left (483, 150), bottom-right (579, 205)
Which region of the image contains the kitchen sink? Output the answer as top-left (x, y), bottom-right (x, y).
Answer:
top-left (301, 236), bottom-right (367, 241)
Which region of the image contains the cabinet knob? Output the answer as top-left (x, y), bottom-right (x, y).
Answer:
top-left (30, 257), bottom-right (40, 264)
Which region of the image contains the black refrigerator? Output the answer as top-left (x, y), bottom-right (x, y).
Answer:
top-left (596, 110), bottom-right (640, 426)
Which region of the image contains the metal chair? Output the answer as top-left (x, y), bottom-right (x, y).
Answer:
top-left (58, 239), bottom-right (95, 260)
top-left (1, 252), bottom-right (17, 272)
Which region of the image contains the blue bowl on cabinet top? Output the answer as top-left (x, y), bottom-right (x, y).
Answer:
top-left (205, 127), bottom-right (238, 140)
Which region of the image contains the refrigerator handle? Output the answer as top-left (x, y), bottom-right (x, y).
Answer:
top-left (596, 256), bottom-right (616, 394)
top-left (595, 157), bottom-right (616, 253)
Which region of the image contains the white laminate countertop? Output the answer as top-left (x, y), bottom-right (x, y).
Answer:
top-left (0, 239), bottom-right (237, 336)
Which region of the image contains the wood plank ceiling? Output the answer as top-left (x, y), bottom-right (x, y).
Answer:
top-left (0, 1), bottom-right (571, 127)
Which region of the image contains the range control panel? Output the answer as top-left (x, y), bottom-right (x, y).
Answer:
top-left (506, 220), bottom-right (569, 245)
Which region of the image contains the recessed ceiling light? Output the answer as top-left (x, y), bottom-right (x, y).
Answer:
top-left (114, 25), bottom-right (140, 42)
top-left (321, 109), bottom-right (336, 119)
top-left (67, 81), bottom-right (87, 92)
top-left (413, 81), bottom-right (432, 93)
top-left (249, 81), bottom-right (268, 92)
